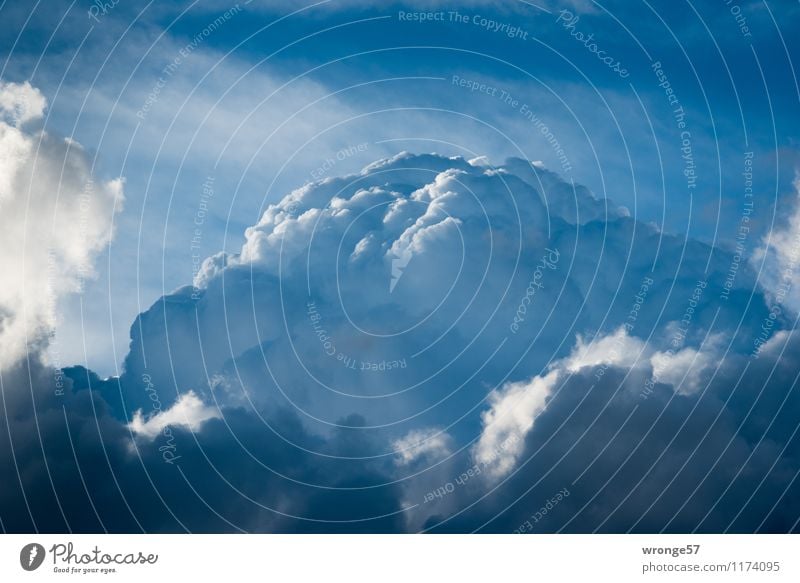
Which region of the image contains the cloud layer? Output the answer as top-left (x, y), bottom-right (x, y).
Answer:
top-left (1, 148), bottom-right (798, 533)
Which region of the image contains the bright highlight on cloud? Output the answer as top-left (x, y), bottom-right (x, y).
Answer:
top-left (475, 325), bottom-right (723, 480)
top-left (0, 79), bottom-right (124, 369)
top-left (476, 370), bottom-right (558, 478)
top-left (128, 390), bottom-right (221, 441)
top-left (393, 427), bottom-right (453, 466)
top-left (753, 177), bottom-right (800, 316)
top-left (0, 80), bottom-right (47, 127)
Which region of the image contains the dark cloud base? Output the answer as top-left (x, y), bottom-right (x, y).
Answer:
top-left (2, 338), bottom-right (798, 533)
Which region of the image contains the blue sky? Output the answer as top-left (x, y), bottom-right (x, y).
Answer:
top-left (1, 1), bottom-right (800, 533)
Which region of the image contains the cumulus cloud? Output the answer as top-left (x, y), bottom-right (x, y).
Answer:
top-left (475, 326), bottom-right (648, 480)
top-left (475, 324), bottom-right (727, 479)
top-left (120, 151), bottom-right (772, 471)
top-left (476, 370), bottom-right (559, 478)
top-left (754, 329), bottom-right (793, 359)
top-left (0, 79), bottom-right (124, 369)
top-left (426, 334), bottom-right (800, 533)
top-left (3, 149), bottom-right (797, 533)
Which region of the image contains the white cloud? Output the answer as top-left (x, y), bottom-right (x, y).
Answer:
top-left (126, 152), bottom-right (753, 464)
top-left (473, 324), bottom-right (716, 479)
top-left (0, 79), bottom-right (124, 369)
top-left (175, 151), bottom-right (628, 426)
top-left (392, 428), bottom-right (452, 466)
top-left (475, 370), bottom-right (559, 479)
top-left (752, 176), bottom-right (800, 316)
top-left (475, 327), bottom-right (643, 480)
top-left (563, 326), bottom-right (647, 373)
top-left (755, 330), bottom-right (792, 359)
top-left (650, 345), bottom-right (715, 395)
top-left (0, 80), bottom-right (47, 127)
top-left (128, 391), bottom-right (221, 441)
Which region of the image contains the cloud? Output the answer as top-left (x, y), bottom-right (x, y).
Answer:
top-left (0, 79), bottom-right (124, 369)
top-left (649, 342), bottom-right (718, 396)
top-left (475, 323), bottom-right (729, 480)
top-left (2, 150), bottom-right (797, 533)
top-left (425, 334), bottom-right (800, 533)
top-left (475, 326), bottom-right (650, 480)
top-left (563, 326), bottom-right (647, 373)
top-left (752, 175), bottom-right (800, 316)
top-left (392, 428), bottom-right (453, 466)
top-left (0, 80), bottom-right (47, 126)
top-left (476, 370), bottom-right (559, 478)
top-left (754, 329), bottom-right (793, 359)
top-left (121, 151), bottom-right (775, 467)
top-left (134, 150), bottom-right (672, 435)
top-left (128, 391), bottom-right (221, 441)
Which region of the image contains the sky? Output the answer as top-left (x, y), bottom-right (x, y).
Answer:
top-left (1, 0), bottom-right (799, 533)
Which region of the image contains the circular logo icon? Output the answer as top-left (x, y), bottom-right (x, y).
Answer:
top-left (19, 543), bottom-right (46, 571)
